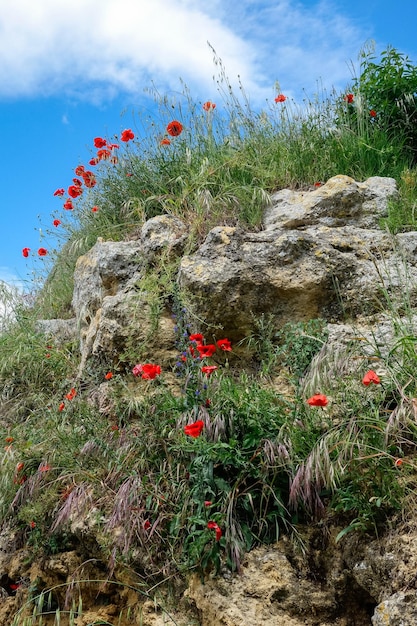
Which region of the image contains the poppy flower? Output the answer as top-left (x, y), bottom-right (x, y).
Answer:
top-left (9, 583), bottom-right (21, 591)
top-left (38, 248), bottom-right (48, 256)
top-left (307, 394), bottom-right (328, 407)
top-left (184, 420), bottom-right (204, 438)
top-left (344, 93), bottom-right (354, 103)
top-left (29, 521), bottom-right (36, 529)
top-left (216, 338), bottom-right (232, 351)
top-left (89, 158), bottom-right (99, 166)
top-left (53, 219), bottom-right (61, 227)
top-left (274, 94), bottom-right (286, 103)
top-left (63, 199), bottom-right (74, 210)
top-left (91, 206), bottom-right (99, 212)
top-left (39, 464), bottom-right (51, 472)
top-left (65, 388), bottom-right (77, 400)
top-left (121, 129), bottom-right (135, 142)
top-left (369, 109), bottom-right (377, 117)
top-left (203, 101), bottom-right (216, 111)
top-left (16, 462), bottom-right (25, 473)
top-left (72, 177), bottom-right (83, 187)
top-left (97, 148), bottom-right (111, 161)
top-left (5, 436), bottom-right (14, 443)
top-left (197, 344), bottom-right (217, 358)
top-left (59, 402), bottom-right (65, 412)
top-left (207, 520), bottom-right (222, 541)
top-left (132, 363), bottom-right (161, 379)
top-left (362, 370), bottom-right (380, 386)
top-left (94, 137), bottom-right (107, 148)
top-left (314, 182), bottom-right (323, 187)
top-left (68, 185), bottom-right (83, 198)
top-left (189, 333), bottom-right (204, 344)
top-left (204, 500), bottom-right (212, 507)
top-left (394, 458), bottom-right (403, 468)
top-left (201, 365), bottom-right (218, 377)
top-left (82, 171), bottom-right (97, 187)
top-left (143, 520), bottom-right (151, 530)
top-left (166, 121), bottom-right (183, 137)
top-left (22, 247), bottom-right (30, 257)
top-left (108, 143), bottom-right (119, 150)
top-left (105, 372), bottom-right (113, 380)
top-left (75, 165), bottom-right (85, 176)
top-left (160, 138), bottom-right (171, 146)
top-left (53, 188), bottom-right (65, 196)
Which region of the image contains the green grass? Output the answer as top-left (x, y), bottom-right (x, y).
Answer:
top-left (3, 45), bottom-right (417, 624)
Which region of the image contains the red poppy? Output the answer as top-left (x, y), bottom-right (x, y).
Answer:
top-left (189, 333), bottom-right (204, 344)
top-left (344, 93), bottom-right (354, 103)
top-left (362, 370), bottom-right (380, 386)
top-left (108, 143), bottom-right (120, 150)
top-left (75, 165), bottom-right (85, 176)
top-left (369, 109), bottom-right (377, 117)
top-left (89, 158), bottom-right (99, 166)
top-left (82, 171), bottom-right (97, 187)
top-left (9, 583), bottom-right (21, 591)
top-left (5, 436), bottom-right (14, 443)
top-left (29, 521), bottom-right (36, 529)
top-left (63, 199), bottom-right (74, 210)
top-left (216, 338), bottom-right (232, 351)
top-left (72, 178), bottom-right (83, 187)
top-left (394, 458), bottom-right (403, 468)
top-left (204, 500), bottom-right (212, 506)
top-left (91, 206), bottom-right (99, 212)
top-left (38, 248), bottom-right (48, 256)
top-left (68, 185), bottom-right (83, 198)
top-left (201, 365), bottom-right (218, 377)
top-left (53, 188), bottom-right (65, 196)
top-left (197, 344), bottom-right (217, 358)
top-left (160, 138), bottom-right (171, 146)
top-left (132, 363), bottom-right (161, 379)
top-left (203, 101), bottom-right (216, 111)
top-left (166, 120), bottom-right (183, 137)
top-left (39, 464), bottom-right (51, 472)
top-left (16, 462), bottom-right (25, 473)
top-left (94, 137), bottom-right (107, 148)
top-left (121, 129), bottom-right (135, 142)
top-left (143, 520), bottom-right (151, 530)
top-left (184, 420), bottom-right (204, 438)
top-left (22, 247), bottom-right (30, 257)
top-left (53, 219), bottom-right (61, 227)
top-left (105, 372), bottom-right (113, 380)
top-left (59, 402), bottom-right (65, 412)
top-left (307, 394), bottom-right (328, 407)
top-left (274, 94), bottom-right (286, 103)
top-left (207, 520), bottom-right (222, 541)
top-left (314, 182), bottom-right (323, 187)
top-left (110, 424), bottom-right (119, 431)
top-left (97, 148), bottom-right (111, 161)
top-left (65, 388), bottom-right (77, 400)
top-left (110, 156), bottom-right (118, 164)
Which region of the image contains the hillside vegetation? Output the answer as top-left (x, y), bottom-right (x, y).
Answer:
top-left (1, 45), bottom-right (417, 624)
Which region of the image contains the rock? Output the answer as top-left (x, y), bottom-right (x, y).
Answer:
top-left (373, 591), bottom-right (417, 625)
top-left (141, 214), bottom-right (188, 259)
top-left (36, 317), bottom-right (77, 344)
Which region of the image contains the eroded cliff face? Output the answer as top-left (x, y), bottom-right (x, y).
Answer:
top-left (3, 175), bottom-right (417, 625)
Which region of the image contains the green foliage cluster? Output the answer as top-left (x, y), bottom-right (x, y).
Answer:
top-left (2, 43), bottom-right (417, 624)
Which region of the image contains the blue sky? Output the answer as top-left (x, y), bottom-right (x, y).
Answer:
top-left (1, 0), bottom-right (416, 291)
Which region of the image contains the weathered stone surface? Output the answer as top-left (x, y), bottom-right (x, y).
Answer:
top-left (141, 214), bottom-right (188, 259)
top-left (373, 591), bottom-right (417, 625)
top-left (35, 317), bottom-right (77, 344)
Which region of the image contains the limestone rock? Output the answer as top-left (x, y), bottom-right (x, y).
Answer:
top-left (141, 214), bottom-right (188, 259)
top-left (373, 591), bottom-right (417, 625)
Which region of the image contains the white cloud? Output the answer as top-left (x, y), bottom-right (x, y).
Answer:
top-left (0, 0), bottom-right (369, 104)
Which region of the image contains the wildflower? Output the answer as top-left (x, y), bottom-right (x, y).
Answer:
top-left (202, 365), bottom-right (218, 377)
top-left (204, 500), bottom-right (212, 507)
top-left (94, 137), bottom-right (107, 148)
top-left (105, 372), bottom-right (113, 380)
top-left (307, 394), bottom-right (328, 407)
top-left (45, 353), bottom-right (51, 358)
top-left (189, 333), bottom-right (204, 344)
top-left (121, 129), bottom-right (135, 142)
top-left (72, 177), bottom-right (83, 187)
top-left (22, 247), bottom-right (30, 257)
top-left (59, 402), bottom-right (65, 412)
top-left (143, 520), bottom-right (151, 530)
top-left (53, 188), bottom-right (65, 196)
top-left (53, 219), bottom-right (61, 227)
top-left (314, 182), bottom-right (323, 187)
top-left (216, 338), bottom-right (232, 351)
top-left (9, 583), bottom-right (21, 591)
top-left (89, 158), bottom-right (99, 166)
top-left (16, 462), bottom-right (24, 473)
top-left (203, 101), bottom-right (216, 110)
top-left (362, 370), bottom-right (380, 386)
top-left (38, 248), bottom-right (48, 256)
top-left (97, 148), bottom-right (111, 161)
top-left (39, 464), bottom-right (51, 472)
top-left (274, 94), bottom-right (286, 103)
top-left (160, 138), bottom-right (171, 146)
top-left (132, 363), bottom-right (161, 379)
top-left (82, 171), bottom-right (97, 187)
top-left (63, 199), bottom-right (74, 210)
top-left (205, 398), bottom-right (211, 407)
top-left (29, 521), bottom-right (36, 529)
top-left (110, 424), bottom-right (119, 431)
top-left (395, 458), bottom-right (403, 468)
top-left (166, 120), bottom-right (183, 137)
top-left (5, 436), bottom-right (14, 443)
top-left (65, 388), bottom-right (77, 400)
top-left (108, 143), bottom-right (119, 150)
top-left (184, 420), bottom-right (204, 438)
top-left (75, 165), bottom-right (85, 176)
top-left (68, 185), bottom-right (83, 198)
top-left (197, 344), bottom-right (217, 358)
top-left (370, 109), bottom-right (377, 117)
top-left (344, 93), bottom-right (354, 103)
top-left (207, 520), bottom-right (222, 541)
top-left (91, 206), bottom-right (99, 212)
